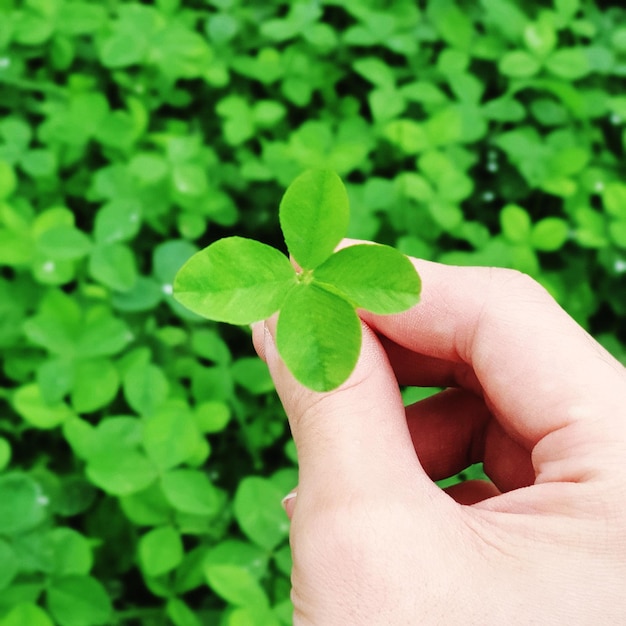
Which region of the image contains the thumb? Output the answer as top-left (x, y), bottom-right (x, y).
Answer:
top-left (261, 319), bottom-right (439, 506)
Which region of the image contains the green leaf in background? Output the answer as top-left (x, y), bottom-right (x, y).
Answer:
top-left (12, 384), bottom-right (74, 430)
top-left (231, 358), bottom-right (274, 395)
top-left (161, 469), bottom-right (221, 517)
top-left (0, 438), bottom-right (11, 473)
top-left (193, 401), bottom-right (231, 434)
top-left (174, 237), bottom-right (296, 325)
top-left (49, 528), bottom-right (93, 576)
top-left (279, 169), bottom-right (350, 269)
top-left (143, 402), bottom-right (203, 470)
top-left (36, 357), bottom-right (74, 405)
top-left (79, 417), bottom-right (158, 495)
top-left (314, 244), bottom-right (421, 314)
top-left (139, 526), bottom-right (184, 577)
top-left (277, 283), bottom-right (362, 392)
top-left (233, 477), bottom-right (289, 551)
top-left (36, 226), bottom-right (92, 261)
top-left (75, 307), bottom-right (132, 358)
top-left (86, 449), bottom-right (157, 497)
top-left (93, 199), bottom-right (142, 245)
top-left (46, 575), bottom-right (112, 626)
top-left (0, 540), bottom-right (18, 590)
top-left (0, 161), bottom-right (17, 199)
top-left (499, 50), bottom-right (541, 78)
top-left (500, 204), bottom-right (532, 243)
top-left (70, 359), bottom-right (119, 414)
top-left (545, 47), bottom-right (591, 80)
top-left (531, 217), bottom-right (570, 251)
top-left (603, 183), bottom-right (626, 220)
top-left (204, 564), bottom-right (269, 610)
top-left (89, 243), bottom-right (138, 292)
top-left (204, 540), bottom-right (269, 581)
top-left (119, 483), bottom-right (171, 527)
top-left (225, 607), bottom-right (282, 626)
top-left (0, 604), bottom-right (54, 626)
top-left (123, 361), bottom-right (169, 416)
top-left (0, 473), bottom-right (48, 535)
top-left (166, 598), bottom-right (203, 626)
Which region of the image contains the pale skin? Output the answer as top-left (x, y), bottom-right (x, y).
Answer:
top-left (253, 246), bottom-right (626, 625)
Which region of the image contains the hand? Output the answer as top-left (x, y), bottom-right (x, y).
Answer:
top-left (253, 253), bottom-right (626, 625)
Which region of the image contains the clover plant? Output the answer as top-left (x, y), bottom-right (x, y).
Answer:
top-left (174, 170), bottom-right (421, 392)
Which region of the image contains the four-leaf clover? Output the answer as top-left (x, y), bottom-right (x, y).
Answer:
top-left (173, 170), bottom-right (421, 391)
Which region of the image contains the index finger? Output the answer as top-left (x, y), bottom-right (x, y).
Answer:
top-left (360, 260), bottom-right (626, 478)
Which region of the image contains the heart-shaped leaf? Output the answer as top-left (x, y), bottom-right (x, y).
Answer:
top-left (276, 283), bottom-right (361, 392)
top-left (173, 237), bottom-right (296, 325)
top-left (314, 243), bottom-right (421, 314)
top-left (279, 169), bottom-right (350, 269)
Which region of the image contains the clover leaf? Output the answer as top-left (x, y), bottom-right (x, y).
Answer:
top-left (173, 169), bottom-right (421, 392)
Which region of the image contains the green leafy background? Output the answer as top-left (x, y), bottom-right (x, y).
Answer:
top-left (1, 0), bottom-right (625, 623)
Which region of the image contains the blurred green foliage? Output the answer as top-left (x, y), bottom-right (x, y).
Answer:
top-left (0, 0), bottom-right (625, 624)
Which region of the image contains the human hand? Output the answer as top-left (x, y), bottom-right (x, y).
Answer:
top-left (253, 250), bottom-right (626, 625)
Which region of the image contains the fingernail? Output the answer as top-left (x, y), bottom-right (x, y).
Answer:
top-left (281, 490), bottom-right (297, 516)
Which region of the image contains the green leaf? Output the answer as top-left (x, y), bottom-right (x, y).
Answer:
top-left (173, 237), bottom-right (295, 325)
top-left (123, 362), bottom-right (169, 416)
top-left (13, 384), bottom-right (74, 430)
top-left (603, 183), bottom-right (626, 220)
top-left (531, 218), bottom-right (570, 251)
top-left (0, 438), bottom-right (11, 472)
top-left (23, 290), bottom-right (80, 356)
top-left (554, 0), bottom-right (580, 21)
top-left (93, 199), bottom-right (142, 245)
top-left (609, 221), bottom-right (626, 248)
top-left (204, 540), bottom-right (269, 581)
top-left (46, 575), bottom-right (112, 626)
top-left (71, 359), bottom-right (120, 414)
top-left (276, 284), bottom-right (361, 392)
top-left (499, 50), bottom-right (541, 78)
top-left (36, 226), bottom-right (91, 261)
top-left (382, 119), bottom-right (430, 154)
top-left (143, 404), bottom-right (202, 470)
top-left (427, 0), bottom-right (474, 50)
top-left (279, 170), bottom-right (350, 269)
top-left (314, 244), bottom-right (421, 314)
top-left (89, 243), bottom-right (138, 292)
top-left (0, 604), bottom-right (54, 626)
top-left (172, 163), bottom-right (208, 197)
top-left (166, 599), bottom-right (203, 626)
top-left (37, 357), bottom-right (74, 405)
top-left (161, 469), bottom-right (221, 517)
top-left (524, 18), bottom-right (557, 58)
top-left (86, 449), bottom-right (157, 496)
top-left (204, 564), bottom-right (269, 610)
top-left (49, 528), bottom-right (93, 576)
top-left (56, 4), bottom-right (107, 35)
top-left (231, 358), bottom-right (274, 395)
top-left (0, 539), bottom-right (18, 589)
top-left (139, 526), bottom-right (184, 577)
top-left (353, 57), bottom-right (396, 89)
top-left (111, 277), bottom-right (163, 313)
top-left (500, 204), bottom-right (532, 243)
top-left (153, 240), bottom-right (199, 285)
top-left (75, 307), bottom-right (132, 358)
top-left (119, 483), bottom-right (171, 527)
top-left (0, 473), bottom-right (48, 535)
top-left (226, 607), bottom-right (281, 626)
top-left (545, 47), bottom-right (591, 80)
top-left (193, 401), bottom-right (231, 434)
top-left (369, 88), bottom-right (406, 123)
top-left (233, 477), bottom-right (289, 551)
